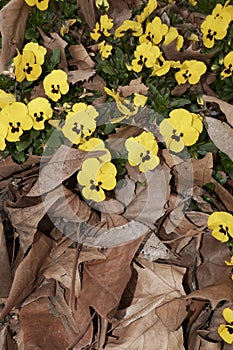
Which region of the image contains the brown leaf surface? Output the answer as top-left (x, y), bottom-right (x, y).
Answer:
top-left (77, 0), bottom-right (96, 29)
top-left (187, 278), bottom-right (233, 309)
top-left (0, 232), bottom-right (54, 321)
top-left (39, 29), bottom-right (68, 71)
top-left (0, 0), bottom-right (30, 72)
top-left (71, 236), bottom-right (145, 349)
top-left (162, 39), bottom-right (219, 62)
top-left (204, 117), bottom-right (233, 161)
top-left (69, 44), bottom-right (95, 70)
top-left (0, 154), bottom-right (41, 180)
top-left (0, 219), bottom-right (12, 298)
top-left (105, 309), bottom-right (185, 349)
top-left (118, 77), bottom-right (148, 97)
top-left (68, 69), bottom-right (95, 84)
top-left (105, 258), bottom-right (186, 349)
top-left (125, 164), bottom-right (171, 225)
top-left (27, 145), bottom-right (101, 196)
top-left (203, 94), bottom-right (233, 127)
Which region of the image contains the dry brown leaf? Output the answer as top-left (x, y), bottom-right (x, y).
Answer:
top-left (0, 154), bottom-right (41, 180)
top-left (112, 258), bottom-right (186, 330)
top-left (108, 0), bottom-right (132, 28)
top-left (69, 44), bottom-right (95, 70)
top-left (6, 185), bottom-right (92, 251)
top-left (0, 0), bottom-right (30, 72)
top-left (105, 309), bottom-right (185, 349)
top-left (195, 232), bottom-right (231, 289)
top-left (203, 95), bottom-right (233, 127)
top-left (205, 117), bottom-right (233, 161)
top-left (139, 231), bottom-right (176, 261)
top-left (211, 177), bottom-right (233, 212)
top-left (162, 39), bottom-right (220, 62)
top-left (0, 325), bottom-right (17, 350)
top-left (192, 153), bottom-right (213, 187)
top-left (82, 74), bottom-right (106, 94)
top-left (71, 236), bottom-right (145, 349)
top-left (38, 29), bottom-right (68, 71)
top-left (118, 78), bottom-right (148, 97)
top-left (20, 292), bottom-right (78, 349)
top-left (0, 232), bottom-right (54, 321)
top-left (27, 145), bottom-right (102, 196)
top-left (68, 69), bottom-right (95, 84)
top-left (43, 246), bottom-right (105, 298)
top-left (187, 278), bottom-right (233, 309)
top-left (77, 0), bottom-right (96, 29)
top-left (0, 219), bottom-right (12, 298)
top-left (124, 164), bottom-right (171, 225)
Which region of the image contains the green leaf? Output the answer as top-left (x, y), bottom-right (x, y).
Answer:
top-left (170, 98), bottom-right (191, 108)
top-left (50, 47), bottom-right (61, 67)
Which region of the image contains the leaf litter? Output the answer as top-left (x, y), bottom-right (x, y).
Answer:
top-left (0, 0), bottom-right (233, 349)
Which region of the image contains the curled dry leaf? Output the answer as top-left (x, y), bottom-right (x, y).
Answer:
top-left (204, 117), bottom-right (233, 161)
top-left (68, 69), bottom-right (96, 84)
top-left (0, 232), bottom-right (54, 321)
top-left (162, 39), bottom-right (220, 62)
top-left (72, 236), bottom-right (145, 349)
top-left (38, 29), bottom-right (68, 71)
top-left (0, 219), bottom-right (12, 298)
top-left (69, 44), bottom-right (95, 70)
top-left (203, 95), bottom-right (233, 127)
top-left (77, 0), bottom-right (96, 29)
top-left (118, 77), bottom-right (148, 98)
top-left (124, 164), bottom-right (171, 226)
top-left (0, 0), bottom-right (30, 73)
top-left (27, 145), bottom-right (103, 196)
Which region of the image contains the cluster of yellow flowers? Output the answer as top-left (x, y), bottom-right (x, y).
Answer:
top-left (0, 93), bottom-right (52, 149)
top-left (208, 212), bottom-right (233, 344)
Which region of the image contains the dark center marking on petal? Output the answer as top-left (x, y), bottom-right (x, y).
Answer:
top-left (51, 84), bottom-right (60, 94)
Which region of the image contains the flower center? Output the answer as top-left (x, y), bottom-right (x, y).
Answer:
top-left (72, 122), bottom-right (83, 135)
top-left (146, 32), bottom-right (154, 42)
top-left (138, 55), bottom-right (147, 66)
top-left (224, 64), bottom-right (233, 75)
top-left (140, 150), bottom-right (151, 163)
top-left (51, 84), bottom-right (60, 94)
top-left (171, 129), bottom-right (183, 142)
top-left (9, 121), bottom-right (21, 133)
top-left (23, 62), bottom-right (33, 74)
top-left (206, 29), bottom-right (217, 41)
top-left (90, 179), bottom-right (102, 192)
top-left (226, 326), bottom-right (233, 335)
top-left (34, 111), bottom-right (44, 122)
top-left (219, 224), bottom-right (230, 238)
top-left (182, 70), bottom-right (192, 79)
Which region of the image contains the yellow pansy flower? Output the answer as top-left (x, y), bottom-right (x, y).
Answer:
top-left (208, 211), bottom-right (233, 243)
top-left (0, 122), bottom-right (8, 150)
top-left (24, 0), bottom-right (49, 11)
top-left (14, 50), bottom-right (42, 83)
top-left (78, 138), bottom-right (111, 163)
top-left (159, 109), bottom-right (203, 152)
top-left (114, 20), bottom-right (143, 38)
top-left (98, 40), bottom-right (113, 59)
top-left (221, 51), bottom-right (233, 79)
top-left (139, 17), bottom-right (168, 45)
top-left (132, 42), bottom-right (160, 73)
top-left (163, 27), bottom-right (184, 51)
top-left (125, 131), bottom-right (159, 173)
top-left (23, 42), bottom-right (47, 65)
top-left (77, 158), bottom-right (117, 202)
top-left (0, 102), bottom-right (33, 142)
top-left (90, 14), bottom-right (113, 41)
top-left (200, 15), bottom-right (229, 48)
top-left (137, 0), bottom-right (157, 23)
top-left (212, 2), bottom-right (233, 23)
top-left (95, 0), bottom-right (109, 11)
top-left (0, 90), bottom-right (16, 109)
top-left (43, 70), bottom-right (69, 102)
top-left (62, 103), bottom-right (98, 145)
top-left (27, 97), bottom-right (53, 130)
top-left (218, 308), bottom-right (233, 344)
top-left (175, 60), bottom-right (206, 85)
top-left (60, 19), bottom-right (77, 37)
top-left (133, 93), bottom-right (147, 107)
